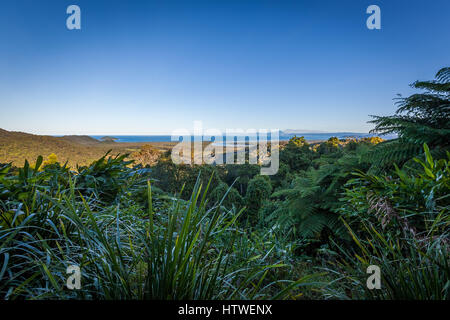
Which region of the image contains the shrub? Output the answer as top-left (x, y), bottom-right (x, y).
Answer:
top-left (326, 144), bottom-right (450, 299)
top-left (245, 176), bottom-right (272, 220)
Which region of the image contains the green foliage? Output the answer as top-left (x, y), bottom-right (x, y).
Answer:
top-left (328, 144), bottom-right (450, 299)
top-left (75, 151), bottom-right (150, 204)
top-left (288, 136), bottom-right (308, 147)
top-left (342, 144), bottom-right (449, 236)
top-left (269, 170), bottom-right (341, 241)
top-left (1, 68), bottom-right (449, 300)
top-left (279, 136), bottom-right (314, 172)
top-left (268, 142), bottom-right (372, 242)
top-left (245, 176), bottom-right (273, 219)
top-left (150, 153), bottom-right (179, 193)
top-left (210, 181), bottom-right (244, 210)
top-left (269, 162), bottom-right (293, 191)
top-left (369, 67), bottom-right (450, 171)
top-left (222, 164), bottom-right (260, 195)
top-left (316, 137), bottom-right (341, 155)
top-left (325, 219), bottom-right (449, 300)
top-left (0, 154), bottom-right (315, 299)
top-left (151, 154), bottom-right (223, 199)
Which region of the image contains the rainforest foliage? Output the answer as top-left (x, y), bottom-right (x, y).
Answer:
top-left (0, 68), bottom-right (448, 299)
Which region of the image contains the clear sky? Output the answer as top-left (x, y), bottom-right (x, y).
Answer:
top-left (0, 0), bottom-right (449, 135)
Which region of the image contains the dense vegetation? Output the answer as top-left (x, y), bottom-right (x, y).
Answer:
top-left (0, 68), bottom-right (448, 299)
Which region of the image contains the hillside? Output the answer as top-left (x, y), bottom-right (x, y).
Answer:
top-left (59, 135), bottom-right (102, 145)
top-left (0, 129), bottom-right (162, 167)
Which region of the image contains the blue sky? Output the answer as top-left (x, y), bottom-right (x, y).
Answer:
top-left (0, 0), bottom-right (448, 135)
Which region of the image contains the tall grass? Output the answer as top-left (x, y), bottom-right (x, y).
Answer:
top-left (322, 144), bottom-right (450, 300)
top-left (0, 157), bottom-right (317, 299)
top-left (323, 218), bottom-right (449, 300)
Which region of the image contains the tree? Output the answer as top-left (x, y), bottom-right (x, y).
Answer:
top-left (210, 182), bottom-right (243, 210)
top-left (244, 175), bottom-right (272, 221)
top-left (369, 67), bottom-right (450, 171)
top-left (268, 142), bottom-right (373, 241)
top-left (317, 137), bottom-right (341, 155)
top-left (280, 136), bottom-right (314, 172)
top-left (223, 164), bottom-right (259, 195)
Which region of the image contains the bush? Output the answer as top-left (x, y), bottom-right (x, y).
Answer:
top-left (326, 144), bottom-right (450, 299)
top-left (245, 176), bottom-right (272, 221)
top-left (0, 154), bottom-right (316, 299)
top-left (210, 182), bottom-right (243, 210)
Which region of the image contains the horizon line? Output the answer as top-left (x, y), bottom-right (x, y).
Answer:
top-left (1, 128), bottom-right (373, 136)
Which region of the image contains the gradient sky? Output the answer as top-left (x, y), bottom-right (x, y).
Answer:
top-left (0, 0), bottom-right (449, 135)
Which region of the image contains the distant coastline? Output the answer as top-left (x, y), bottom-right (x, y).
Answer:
top-left (89, 132), bottom-right (396, 143)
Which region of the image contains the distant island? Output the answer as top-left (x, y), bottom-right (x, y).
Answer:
top-left (100, 136), bottom-right (118, 143)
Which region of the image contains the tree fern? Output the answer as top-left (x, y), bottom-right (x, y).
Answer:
top-left (269, 170), bottom-right (341, 239)
top-left (369, 67), bottom-right (450, 172)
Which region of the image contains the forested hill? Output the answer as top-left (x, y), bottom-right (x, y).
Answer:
top-left (0, 129), bottom-right (161, 167)
top-left (0, 129), bottom-right (101, 166)
top-left (58, 135), bottom-right (101, 145)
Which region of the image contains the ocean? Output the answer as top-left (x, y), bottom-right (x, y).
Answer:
top-left (90, 133), bottom-right (396, 143)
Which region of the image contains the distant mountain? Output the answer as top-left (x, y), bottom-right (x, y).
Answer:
top-left (280, 130), bottom-right (398, 141)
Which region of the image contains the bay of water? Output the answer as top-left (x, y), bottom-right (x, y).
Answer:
top-left (90, 133), bottom-right (395, 143)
